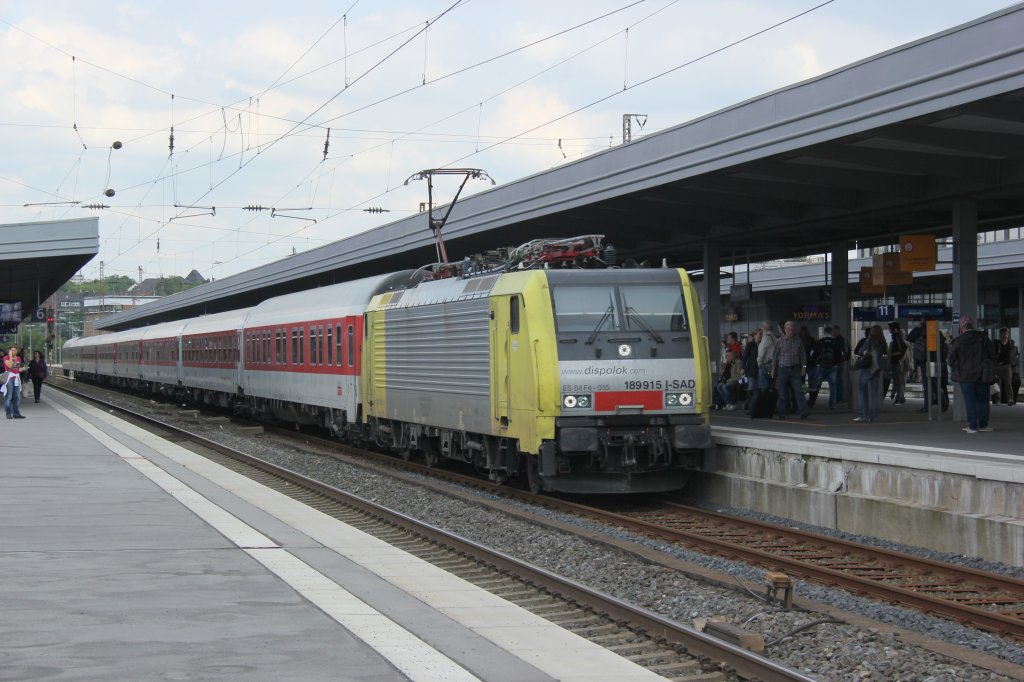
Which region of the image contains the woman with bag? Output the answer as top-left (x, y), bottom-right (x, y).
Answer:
top-left (854, 326), bottom-right (886, 423)
top-left (28, 350), bottom-right (48, 403)
top-left (3, 345), bottom-right (26, 419)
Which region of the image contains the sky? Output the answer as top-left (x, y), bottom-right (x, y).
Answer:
top-left (0, 0), bottom-right (1017, 283)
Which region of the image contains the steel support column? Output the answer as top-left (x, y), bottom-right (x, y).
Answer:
top-left (952, 200), bottom-right (979, 422)
top-left (831, 242), bottom-right (849, 404)
top-left (952, 200), bottom-right (979, 326)
top-left (702, 242), bottom-right (721, 372)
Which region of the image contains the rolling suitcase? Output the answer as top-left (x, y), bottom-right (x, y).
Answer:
top-left (749, 380), bottom-right (778, 419)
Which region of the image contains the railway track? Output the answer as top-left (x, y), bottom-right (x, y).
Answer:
top-left (54, 382), bottom-right (813, 682)
top-left (592, 501), bottom-right (1024, 642)
top-left (246, 411), bottom-right (1024, 644)
top-left (252, 416), bottom-right (1024, 643)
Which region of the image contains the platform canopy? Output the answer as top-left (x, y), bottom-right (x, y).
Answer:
top-left (0, 218), bottom-right (99, 321)
top-left (98, 6), bottom-right (1024, 331)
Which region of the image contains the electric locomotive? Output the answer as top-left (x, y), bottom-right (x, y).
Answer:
top-left (362, 236), bottom-right (712, 493)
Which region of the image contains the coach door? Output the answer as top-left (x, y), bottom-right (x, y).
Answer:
top-left (235, 330), bottom-right (244, 392)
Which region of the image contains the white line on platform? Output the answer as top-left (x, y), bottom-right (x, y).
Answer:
top-left (54, 391), bottom-right (665, 681)
top-left (50, 395), bottom-right (482, 682)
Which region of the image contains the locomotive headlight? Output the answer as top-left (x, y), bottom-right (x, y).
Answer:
top-left (562, 394), bottom-right (591, 409)
top-left (563, 395), bottom-right (577, 408)
top-left (666, 391), bottom-right (694, 407)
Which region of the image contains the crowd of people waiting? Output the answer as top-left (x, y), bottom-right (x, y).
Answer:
top-left (713, 318), bottom-right (1019, 430)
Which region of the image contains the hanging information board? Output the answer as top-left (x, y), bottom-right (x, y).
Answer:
top-left (899, 234), bottom-right (937, 271)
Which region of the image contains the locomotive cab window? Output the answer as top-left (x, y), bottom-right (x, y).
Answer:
top-left (620, 285), bottom-right (688, 332)
top-left (551, 284), bottom-right (687, 335)
top-left (551, 286), bottom-right (620, 333)
top-left (509, 296), bottom-right (520, 334)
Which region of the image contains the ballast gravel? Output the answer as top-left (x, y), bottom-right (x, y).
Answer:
top-left (67, 385), bottom-right (1024, 681)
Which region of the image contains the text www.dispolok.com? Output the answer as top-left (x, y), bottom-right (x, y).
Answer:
top-left (563, 366), bottom-right (647, 376)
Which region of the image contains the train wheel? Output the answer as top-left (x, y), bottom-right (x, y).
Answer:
top-left (526, 459), bottom-right (543, 495)
top-left (422, 441), bottom-right (439, 468)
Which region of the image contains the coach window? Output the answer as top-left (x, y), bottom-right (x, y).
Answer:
top-left (347, 324), bottom-right (355, 367)
top-left (318, 326), bottom-right (325, 366)
top-left (264, 331), bottom-right (270, 365)
top-left (327, 326), bottom-right (333, 366)
top-left (336, 324), bottom-right (343, 366)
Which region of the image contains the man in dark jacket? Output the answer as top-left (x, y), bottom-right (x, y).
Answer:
top-left (947, 316), bottom-right (996, 434)
top-left (808, 327), bottom-right (842, 409)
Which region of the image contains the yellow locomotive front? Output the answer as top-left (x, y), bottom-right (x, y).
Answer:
top-left (503, 268), bottom-right (712, 494)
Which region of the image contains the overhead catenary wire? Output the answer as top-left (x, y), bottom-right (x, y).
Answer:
top-left (220, 0), bottom-right (835, 270)
top-left (441, 0), bottom-right (837, 168)
top-left (212, 0), bottom-right (836, 272)
top-left (15, 1), bottom-right (833, 279)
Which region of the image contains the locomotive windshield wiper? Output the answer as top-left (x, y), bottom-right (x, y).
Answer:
top-left (624, 306), bottom-right (664, 344)
top-left (585, 305), bottom-right (614, 345)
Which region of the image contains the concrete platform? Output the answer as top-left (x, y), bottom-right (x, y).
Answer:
top-left (697, 396), bottom-right (1024, 566)
top-left (1, 393), bottom-right (664, 682)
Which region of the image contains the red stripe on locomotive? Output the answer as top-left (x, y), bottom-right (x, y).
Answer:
top-left (593, 390), bottom-right (663, 411)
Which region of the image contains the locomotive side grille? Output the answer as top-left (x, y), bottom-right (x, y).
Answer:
top-left (382, 298), bottom-right (490, 397)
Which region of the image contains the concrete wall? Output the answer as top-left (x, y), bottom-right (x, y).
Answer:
top-left (689, 439), bottom-right (1024, 566)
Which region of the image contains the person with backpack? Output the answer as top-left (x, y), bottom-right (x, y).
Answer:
top-left (885, 322), bottom-right (909, 404)
top-left (995, 327), bottom-right (1016, 406)
top-left (756, 320), bottom-right (778, 390)
top-left (948, 316), bottom-right (997, 433)
top-left (741, 329), bottom-right (761, 413)
top-left (854, 325), bottom-right (886, 423)
top-left (808, 326), bottom-right (841, 409)
top-left (831, 325), bottom-right (849, 404)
